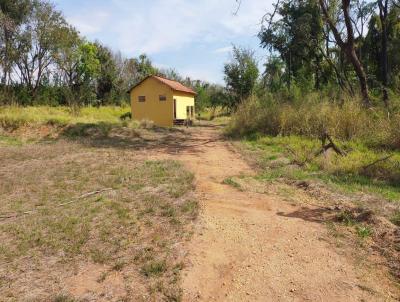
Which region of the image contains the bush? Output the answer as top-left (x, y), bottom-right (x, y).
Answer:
top-left (227, 94), bottom-right (400, 150)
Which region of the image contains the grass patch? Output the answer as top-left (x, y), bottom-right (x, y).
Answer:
top-left (0, 105), bottom-right (131, 129)
top-left (0, 135), bottom-right (23, 146)
top-left (355, 225), bottom-right (373, 239)
top-left (240, 135), bottom-right (400, 203)
top-left (141, 260), bottom-right (167, 277)
top-left (0, 138), bottom-right (197, 301)
top-left (222, 177), bottom-right (243, 191)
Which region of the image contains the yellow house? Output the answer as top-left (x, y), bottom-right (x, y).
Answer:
top-left (129, 75), bottom-right (196, 127)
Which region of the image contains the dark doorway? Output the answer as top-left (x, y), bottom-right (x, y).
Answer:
top-left (173, 99), bottom-right (177, 119)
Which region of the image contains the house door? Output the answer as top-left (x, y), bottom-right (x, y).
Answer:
top-left (173, 99), bottom-right (177, 119)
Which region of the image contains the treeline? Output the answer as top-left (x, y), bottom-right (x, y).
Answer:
top-left (0, 0), bottom-right (221, 108)
top-left (222, 0), bottom-right (400, 149)
top-left (258, 0), bottom-right (400, 107)
top-left (219, 0), bottom-right (400, 111)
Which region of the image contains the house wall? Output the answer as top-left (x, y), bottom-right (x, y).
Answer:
top-left (173, 92), bottom-right (195, 120)
top-left (130, 77), bottom-right (174, 127)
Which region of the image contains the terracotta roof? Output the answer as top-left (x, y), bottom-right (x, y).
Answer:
top-left (128, 75), bottom-right (197, 95)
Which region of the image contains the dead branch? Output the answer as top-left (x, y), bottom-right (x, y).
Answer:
top-left (233, 0), bottom-right (242, 16)
top-left (362, 155), bottom-right (393, 170)
top-left (315, 132), bottom-right (346, 157)
top-left (0, 188), bottom-right (113, 220)
top-left (57, 188), bottom-right (113, 207)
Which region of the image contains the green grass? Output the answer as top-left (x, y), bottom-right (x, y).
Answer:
top-left (355, 225), bottom-right (373, 239)
top-left (0, 135), bottom-right (23, 146)
top-left (242, 135), bottom-right (400, 202)
top-left (141, 260), bottom-right (167, 277)
top-left (0, 105), bottom-right (132, 130)
top-left (222, 177), bottom-right (243, 190)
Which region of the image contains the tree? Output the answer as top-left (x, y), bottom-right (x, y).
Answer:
top-left (262, 56), bottom-right (285, 92)
top-left (319, 0), bottom-right (371, 106)
top-left (0, 0), bottom-right (31, 86)
top-left (259, 0), bottom-right (324, 90)
top-left (14, 0), bottom-right (69, 99)
top-left (95, 42), bottom-right (118, 104)
top-left (74, 42), bottom-right (100, 106)
top-left (135, 54), bottom-right (158, 80)
top-left (224, 46), bottom-right (259, 109)
top-left (53, 25), bottom-right (81, 98)
top-left (56, 39), bottom-right (100, 107)
top-left (377, 0), bottom-right (393, 106)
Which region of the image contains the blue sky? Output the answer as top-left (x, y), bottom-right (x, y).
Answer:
top-left (53, 0), bottom-right (274, 84)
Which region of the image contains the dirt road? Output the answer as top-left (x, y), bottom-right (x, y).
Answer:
top-left (147, 125), bottom-right (398, 301)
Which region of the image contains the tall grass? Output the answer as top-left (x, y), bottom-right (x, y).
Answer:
top-left (227, 94), bottom-right (400, 150)
top-left (0, 106), bottom-right (131, 130)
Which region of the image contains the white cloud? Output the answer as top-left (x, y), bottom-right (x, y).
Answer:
top-left (63, 0), bottom-right (273, 55)
top-left (179, 67), bottom-right (223, 84)
top-left (67, 11), bottom-right (110, 35)
top-left (214, 46), bottom-right (233, 54)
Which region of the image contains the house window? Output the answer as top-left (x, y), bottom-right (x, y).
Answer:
top-left (159, 95), bottom-right (166, 101)
top-left (138, 96), bottom-right (146, 102)
top-left (190, 106), bottom-right (194, 117)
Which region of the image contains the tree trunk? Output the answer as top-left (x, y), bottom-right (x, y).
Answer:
top-left (318, 0), bottom-right (370, 106)
top-left (379, 0), bottom-right (389, 107)
top-left (345, 45), bottom-right (370, 106)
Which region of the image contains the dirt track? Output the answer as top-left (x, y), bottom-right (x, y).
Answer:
top-left (147, 125), bottom-right (398, 302)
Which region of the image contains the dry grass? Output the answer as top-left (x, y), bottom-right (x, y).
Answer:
top-left (0, 106), bottom-right (131, 129)
top-left (0, 131), bottom-right (197, 301)
top-left (227, 95), bottom-right (400, 150)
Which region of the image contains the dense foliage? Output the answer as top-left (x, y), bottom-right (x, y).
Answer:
top-left (257, 0), bottom-right (400, 107)
top-left (224, 0), bottom-right (400, 138)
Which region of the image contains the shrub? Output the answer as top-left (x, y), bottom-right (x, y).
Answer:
top-left (227, 94), bottom-right (400, 150)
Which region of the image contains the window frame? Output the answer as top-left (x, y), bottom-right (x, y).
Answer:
top-left (159, 95), bottom-right (167, 101)
top-left (138, 95), bottom-right (146, 102)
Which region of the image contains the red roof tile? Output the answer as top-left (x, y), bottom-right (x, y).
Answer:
top-left (129, 75), bottom-right (197, 95)
top-left (153, 76), bottom-right (197, 95)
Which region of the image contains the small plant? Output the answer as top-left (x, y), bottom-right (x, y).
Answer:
top-left (112, 260), bottom-right (125, 271)
top-left (222, 177), bottom-right (242, 190)
top-left (355, 225), bottom-right (373, 239)
top-left (52, 294), bottom-right (76, 302)
top-left (97, 271), bottom-right (108, 283)
top-left (120, 112), bottom-right (132, 120)
top-left (141, 260), bottom-right (167, 277)
top-left (180, 200), bottom-right (198, 216)
top-left (336, 210), bottom-right (356, 226)
top-left (90, 248), bottom-right (110, 264)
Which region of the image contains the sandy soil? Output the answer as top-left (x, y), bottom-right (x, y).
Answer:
top-left (144, 124), bottom-right (399, 302)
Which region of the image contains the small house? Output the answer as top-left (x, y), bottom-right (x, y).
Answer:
top-left (129, 75), bottom-right (196, 127)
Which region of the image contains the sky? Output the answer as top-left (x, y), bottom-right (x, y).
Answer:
top-left (53, 0), bottom-right (274, 84)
